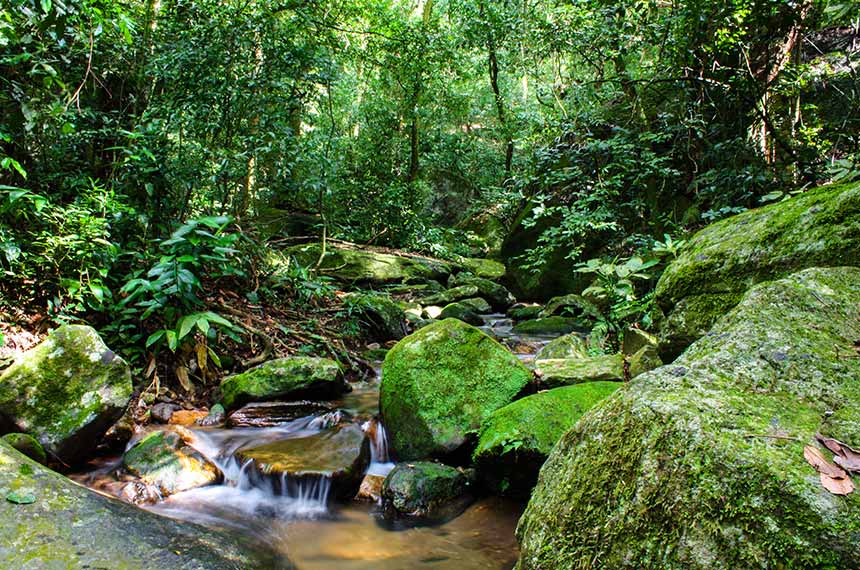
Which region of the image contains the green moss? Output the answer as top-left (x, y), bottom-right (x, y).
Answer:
top-left (474, 382), bottom-right (621, 495)
top-left (534, 333), bottom-right (589, 360)
top-left (508, 305), bottom-right (543, 320)
top-left (347, 293), bottom-right (408, 340)
top-left (628, 344), bottom-right (663, 379)
top-left (380, 319), bottom-right (533, 460)
top-left (512, 316), bottom-right (586, 337)
top-left (439, 301), bottom-right (484, 325)
top-left (516, 267), bottom-right (860, 569)
top-left (655, 182), bottom-right (860, 356)
top-left (540, 294), bottom-right (600, 319)
top-left (455, 257), bottom-right (507, 280)
top-left (448, 273), bottom-right (516, 309)
top-left (0, 325), bottom-right (132, 464)
top-left (381, 461), bottom-right (474, 522)
top-left (219, 356), bottom-right (347, 410)
top-left (535, 355), bottom-right (625, 387)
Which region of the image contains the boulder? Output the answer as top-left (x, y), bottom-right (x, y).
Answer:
top-left (455, 257), bottom-right (506, 280)
top-left (0, 440), bottom-right (288, 569)
top-left (459, 297), bottom-right (492, 314)
top-left (448, 274), bottom-right (515, 310)
top-left (287, 242), bottom-right (452, 284)
top-left (219, 356), bottom-right (347, 410)
top-left (122, 428), bottom-right (220, 500)
top-left (655, 181), bottom-right (860, 360)
top-left (507, 305), bottom-right (543, 321)
top-left (0, 325), bottom-right (133, 464)
top-left (621, 327), bottom-right (659, 355)
top-left (439, 302), bottom-right (484, 326)
top-left (539, 294), bottom-right (600, 319)
top-left (628, 344), bottom-right (663, 379)
top-left (151, 402), bottom-right (180, 424)
top-left (236, 424), bottom-right (370, 501)
top-left (512, 316), bottom-right (585, 337)
top-left (419, 285), bottom-right (480, 306)
top-left (474, 382), bottom-right (621, 495)
top-left (534, 333), bottom-right (589, 360)
top-left (381, 462), bottom-right (475, 523)
top-left (534, 355), bottom-right (625, 387)
top-left (347, 293), bottom-right (408, 341)
top-left (516, 267), bottom-right (860, 569)
top-left (197, 403), bottom-right (226, 427)
top-left (380, 319), bottom-right (532, 460)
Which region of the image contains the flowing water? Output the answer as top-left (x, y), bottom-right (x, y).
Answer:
top-left (77, 316), bottom-right (552, 569)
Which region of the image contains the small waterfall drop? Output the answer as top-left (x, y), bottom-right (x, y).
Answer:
top-left (363, 417), bottom-right (395, 477)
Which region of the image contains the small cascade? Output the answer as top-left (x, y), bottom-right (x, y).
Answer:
top-left (363, 417), bottom-right (395, 477)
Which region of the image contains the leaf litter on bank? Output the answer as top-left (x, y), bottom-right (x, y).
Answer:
top-left (804, 443), bottom-right (855, 495)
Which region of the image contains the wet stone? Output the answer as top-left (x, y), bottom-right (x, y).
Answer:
top-left (228, 401), bottom-right (337, 428)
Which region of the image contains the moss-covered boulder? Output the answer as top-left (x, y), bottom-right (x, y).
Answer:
top-left (516, 267), bottom-right (860, 570)
top-left (236, 424), bottom-right (370, 501)
top-left (287, 242), bottom-right (452, 284)
top-left (655, 182), bottom-right (860, 360)
top-left (621, 327), bottom-right (659, 355)
top-left (628, 344), bottom-right (663, 379)
top-left (439, 302), bottom-right (484, 326)
top-left (0, 440), bottom-right (289, 569)
top-left (507, 304), bottom-right (543, 321)
top-left (512, 316), bottom-right (585, 337)
top-left (219, 356), bottom-right (347, 410)
top-left (0, 325), bottom-right (133, 464)
top-left (534, 354), bottom-right (625, 387)
top-left (474, 382), bottom-right (621, 495)
top-left (449, 274), bottom-right (515, 310)
top-left (539, 294), bottom-right (600, 320)
top-left (347, 293), bottom-right (408, 341)
top-left (380, 319), bottom-right (533, 460)
top-left (381, 462), bottom-right (475, 523)
top-left (1, 433), bottom-right (46, 464)
top-left (123, 428), bottom-right (220, 500)
top-left (455, 257), bottom-right (507, 280)
top-left (534, 333), bottom-right (589, 361)
top-left (419, 285), bottom-right (480, 306)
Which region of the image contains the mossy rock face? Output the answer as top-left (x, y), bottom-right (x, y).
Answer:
top-left (459, 297), bottom-right (492, 314)
top-left (655, 181), bottom-right (860, 359)
top-left (419, 285), bottom-right (480, 306)
top-left (507, 305), bottom-right (543, 321)
top-left (511, 316), bottom-right (585, 337)
top-left (621, 327), bottom-right (659, 355)
top-left (534, 355), bottom-right (625, 387)
top-left (287, 242), bottom-right (452, 284)
top-left (628, 344), bottom-right (663, 379)
top-left (449, 274), bottom-right (515, 310)
top-left (516, 267), bottom-right (860, 570)
top-left (439, 302), bottom-right (484, 326)
top-left (0, 325), bottom-right (133, 464)
top-left (539, 294), bottom-right (600, 320)
top-left (219, 356), bottom-right (347, 410)
top-left (0, 440), bottom-right (290, 569)
top-left (347, 293), bottom-right (408, 341)
top-left (455, 257), bottom-right (507, 280)
top-left (534, 333), bottom-right (588, 361)
top-left (1, 433), bottom-right (46, 465)
top-left (236, 424), bottom-right (370, 500)
top-left (123, 428), bottom-right (220, 498)
top-left (474, 382), bottom-right (621, 496)
top-left (380, 319), bottom-right (533, 460)
top-left (381, 462), bottom-right (474, 523)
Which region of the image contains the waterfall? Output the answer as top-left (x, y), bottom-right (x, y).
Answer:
top-left (363, 417), bottom-right (395, 477)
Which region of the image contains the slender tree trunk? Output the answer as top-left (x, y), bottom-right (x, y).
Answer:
top-left (480, 1), bottom-right (513, 177)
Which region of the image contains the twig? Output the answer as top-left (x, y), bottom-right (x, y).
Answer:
top-left (743, 434), bottom-right (802, 442)
top-left (216, 304), bottom-right (274, 369)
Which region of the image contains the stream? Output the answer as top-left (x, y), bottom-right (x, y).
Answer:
top-left (76, 315), bottom-right (552, 569)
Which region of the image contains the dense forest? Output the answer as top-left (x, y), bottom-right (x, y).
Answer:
top-left (1, 1), bottom-right (860, 568)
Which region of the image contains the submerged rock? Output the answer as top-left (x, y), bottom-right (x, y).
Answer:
top-left (381, 462), bottom-right (475, 523)
top-left (237, 424), bottom-right (370, 501)
top-left (381, 319), bottom-right (532, 460)
top-left (474, 383), bottom-right (621, 495)
top-left (122, 428), bottom-right (220, 500)
top-left (534, 333), bottom-right (589, 360)
top-left (0, 440), bottom-right (289, 569)
top-left (287, 242), bottom-right (452, 284)
top-left (517, 267), bottom-right (860, 569)
top-left (219, 356), bottom-right (347, 410)
top-left (512, 316), bottom-right (585, 337)
top-left (534, 355), bottom-right (625, 387)
top-left (655, 181), bottom-right (860, 360)
top-left (0, 325), bottom-right (133, 464)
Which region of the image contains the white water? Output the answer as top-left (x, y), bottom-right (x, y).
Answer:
top-left (363, 418), bottom-right (395, 477)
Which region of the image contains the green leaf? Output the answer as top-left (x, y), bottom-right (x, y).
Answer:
top-left (177, 314), bottom-right (198, 340)
top-left (6, 491), bottom-right (36, 504)
top-left (146, 330), bottom-right (166, 348)
top-left (165, 330), bottom-right (178, 351)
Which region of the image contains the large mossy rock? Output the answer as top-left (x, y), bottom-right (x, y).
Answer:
top-left (381, 461), bottom-right (475, 523)
top-left (539, 294), bottom-right (600, 319)
top-left (380, 319), bottom-right (533, 460)
top-left (534, 355), bottom-right (625, 387)
top-left (419, 284), bottom-right (480, 306)
top-left (516, 267), bottom-right (860, 570)
top-left (655, 182), bottom-right (860, 360)
top-left (0, 440), bottom-right (290, 569)
top-left (512, 316), bottom-right (584, 337)
top-left (534, 333), bottom-right (588, 360)
top-left (287, 242), bottom-right (451, 284)
top-left (439, 301), bottom-right (484, 326)
top-left (474, 382), bottom-right (621, 496)
top-left (123, 428), bottom-right (220, 499)
top-left (347, 293), bottom-right (408, 341)
top-left (219, 356), bottom-right (347, 410)
top-left (448, 274), bottom-right (515, 310)
top-left (0, 325), bottom-right (133, 464)
top-left (455, 257), bottom-right (507, 280)
top-left (236, 424), bottom-right (370, 500)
